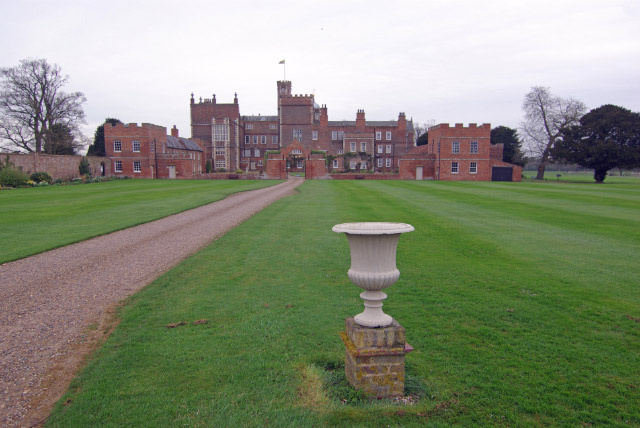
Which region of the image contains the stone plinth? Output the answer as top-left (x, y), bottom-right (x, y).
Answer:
top-left (340, 317), bottom-right (408, 398)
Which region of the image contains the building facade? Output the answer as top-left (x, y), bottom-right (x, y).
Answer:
top-left (190, 80), bottom-right (416, 173)
top-left (104, 122), bottom-right (204, 179)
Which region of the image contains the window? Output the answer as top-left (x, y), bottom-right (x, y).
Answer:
top-left (243, 149), bottom-right (251, 157)
top-left (291, 149), bottom-right (302, 155)
top-left (331, 131), bottom-right (337, 140)
top-left (272, 135), bottom-right (278, 144)
top-left (246, 124), bottom-right (253, 129)
top-left (245, 135), bottom-right (250, 144)
top-left (337, 149), bottom-right (343, 154)
top-left (451, 162), bottom-right (459, 174)
top-left (361, 142), bottom-right (366, 152)
top-left (114, 160), bottom-right (122, 172)
top-left (386, 158), bottom-right (391, 168)
top-left (215, 148), bottom-right (226, 155)
top-left (133, 161), bottom-right (141, 173)
top-left (297, 160), bottom-right (303, 168)
top-left (254, 148), bottom-right (260, 157)
top-left (258, 159), bottom-right (263, 166)
top-left (350, 161), bottom-right (356, 169)
top-left (213, 124), bottom-right (229, 142)
top-left (361, 162), bottom-right (367, 170)
top-left (312, 130), bottom-right (318, 140)
top-left (338, 131), bottom-right (344, 140)
top-left (470, 161), bottom-right (477, 174)
top-left (253, 135), bottom-right (258, 144)
top-left (261, 135), bottom-right (266, 144)
top-left (332, 159), bottom-right (339, 168)
top-left (452, 141), bottom-right (460, 154)
top-left (132, 141), bottom-right (140, 152)
top-left (350, 142), bottom-right (356, 152)
top-left (215, 160), bottom-right (226, 169)
top-left (376, 131), bottom-right (381, 140)
top-left (377, 145), bottom-right (383, 154)
top-left (386, 144), bottom-right (392, 153)
top-left (293, 129), bottom-right (302, 141)
top-left (270, 124), bottom-right (277, 130)
top-left (386, 131), bottom-right (392, 140)
top-left (470, 141), bottom-right (478, 154)
top-left (114, 141), bottom-right (122, 152)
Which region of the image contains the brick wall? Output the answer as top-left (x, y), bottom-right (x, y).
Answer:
top-left (3, 153), bottom-right (110, 180)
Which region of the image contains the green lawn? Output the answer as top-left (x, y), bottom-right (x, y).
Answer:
top-left (0, 179), bottom-right (280, 264)
top-left (46, 180), bottom-right (640, 427)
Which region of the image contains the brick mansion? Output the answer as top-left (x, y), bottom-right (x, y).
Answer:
top-left (104, 80), bottom-right (521, 181)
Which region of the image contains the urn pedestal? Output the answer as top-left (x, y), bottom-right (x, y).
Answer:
top-left (333, 222), bottom-right (414, 398)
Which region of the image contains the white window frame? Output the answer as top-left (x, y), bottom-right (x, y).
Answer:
top-left (386, 144), bottom-right (392, 154)
top-left (114, 160), bottom-right (122, 172)
top-left (246, 124), bottom-right (253, 129)
top-left (132, 141), bottom-right (140, 152)
top-left (272, 135), bottom-right (278, 144)
top-left (360, 162), bottom-right (367, 170)
top-left (215, 148), bottom-right (226, 156)
top-left (377, 145), bottom-right (383, 154)
top-left (337, 149), bottom-right (344, 154)
top-left (291, 149), bottom-right (302, 155)
top-left (293, 129), bottom-right (302, 142)
top-left (114, 141), bottom-right (122, 152)
top-left (244, 135), bottom-right (250, 144)
top-left (470, 161), bottom-right (477, 174)
top-left (452, 162), bottom-right (459, 174)
top-left (377, 158), bottom-right (383, 167)
top-left (385, 158), bottom-right (391, 168)
top-left (452, 141), bottom-right (460, 154)
top-left (253, 136), bottom-right (258, 144)
top-left (243, 149), bottom-right (251, 157)
top-left (470, 141), bottom-right (478, 154)
top-left (261, 135), bottom-right (266, 144)
top-left (254, 148), bottom-right (260, 157)
top-left (215, 160), bottom-right (226, 169)
top-left (350, 142), bottom-right (356, 152)
top-left (133, 161), bottom-right (141, 173)
top-left (331, 131), bottom-right (337, 140)
top-left (332, 159), bottom-right (339, 168)
top-left (350, 161), bottom-right (357, 169)
top-left (258, 159), bottom-right (263, 166)
top-left (270, 124), bottom-right (277, 130)
top-left (338, 131), bottom-right (344, 140)
top-left (312, 130), bottom-right (318, 140)
top-left (361, 142), bottom-right (366, 152)
top-left (296, 159), bottom-right (303, 168)
top-left (376, 131), bottom-right (381, 140)
top-left (213, 124), bottom-right (229, 142)
top-left (386, 131), bottom-right (392, 140)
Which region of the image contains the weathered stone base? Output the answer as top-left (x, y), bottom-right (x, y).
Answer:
top-left (340, 317), bottom-right (408, 398)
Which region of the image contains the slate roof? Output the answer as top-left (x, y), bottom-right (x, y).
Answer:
top-left (166, 135), bottom-right (203, 152)
top-left (242, 115), bottom-right (278, 121)
top-left (327, 120), bottom-right (414, 131)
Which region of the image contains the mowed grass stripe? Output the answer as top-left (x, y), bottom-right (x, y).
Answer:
top-left (0, 179), bottom-right (281, 263)
top-left (47, 180), bottom-right (639, 428)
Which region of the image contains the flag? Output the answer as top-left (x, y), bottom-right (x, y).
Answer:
top-left (279, 59), bottom-right (285, 64)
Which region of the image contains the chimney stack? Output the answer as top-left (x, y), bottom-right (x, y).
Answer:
top-left (356, 109), bottom-right (366, 131)
top-left (171, 125), bottom-right (179, 137)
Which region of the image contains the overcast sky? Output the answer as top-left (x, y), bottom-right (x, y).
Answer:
top-left (2, 0), bottom-right (639, 146)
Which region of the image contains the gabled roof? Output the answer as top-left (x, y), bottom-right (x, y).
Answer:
top-left (166, 135), bottom-right (203, 152)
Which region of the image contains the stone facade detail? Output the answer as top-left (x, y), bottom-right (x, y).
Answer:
top-left (341, 317), bottom-right (409, 398)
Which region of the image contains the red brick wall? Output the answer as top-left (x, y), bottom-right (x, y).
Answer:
top-left (4, 153), bottom-right (110, 180)
top-left (266, 157), bottom-right (286, 179)
top-left (306, 158), bottom-right (328, 179)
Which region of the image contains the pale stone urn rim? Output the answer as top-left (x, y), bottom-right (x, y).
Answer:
top-left (332, 222), bottom-right (414, 235)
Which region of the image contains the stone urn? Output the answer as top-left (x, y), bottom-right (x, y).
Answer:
top-left (332, 222), bottom-right (414, 327)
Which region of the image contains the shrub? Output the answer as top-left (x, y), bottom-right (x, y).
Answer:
top-left (37, 181), bottom-right (50, 187)
top-left (79, 157), bottom-right (91, 176)
top-left (215, 168), bottom-right (226, 173)
top-left (0, 166), bottom-right (29, 187)
top-left (54, 178), bottom-right (64, 184)
top-left (30, 171), bottom-right (53, 184)
top-left (205, 160), bottom-right (212, 173)
top-left (235, 169), bottom-right (244, 174)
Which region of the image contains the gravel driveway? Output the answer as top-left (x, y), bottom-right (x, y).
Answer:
top-left (0, 177), bottom-right (302, 428)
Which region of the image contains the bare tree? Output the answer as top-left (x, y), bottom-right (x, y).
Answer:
top-left (0, 58), bottom-right (86, 153)
top-left (414, 120), bottom-right (435, 146)
top-left (521, 86), bottom-right (586, 179)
